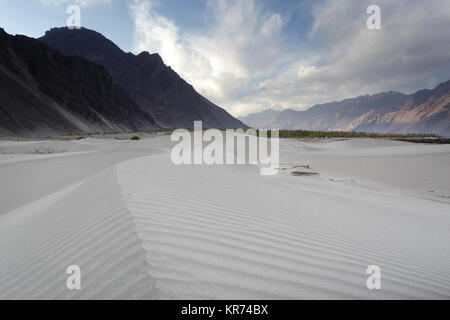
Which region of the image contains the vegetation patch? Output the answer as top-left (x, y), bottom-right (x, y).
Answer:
top-left (261, 130), bottom-right (441, 139)
top-left (27, 148), bottom-right (67, 155)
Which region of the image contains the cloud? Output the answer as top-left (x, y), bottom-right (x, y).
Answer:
top-left (38, 0), bottom-right (112, 7)
top-left (257, 0), bottom-right (450, 112)
top-left (130, 0), bottom-right (288, 116)
top-left (131, 0), bottom-right (450, 116)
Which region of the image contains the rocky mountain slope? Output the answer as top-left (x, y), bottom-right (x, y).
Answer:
top-left (40, 27), bottom-right (246, 129)
top-left (0, 28), bottom-right (158, 136)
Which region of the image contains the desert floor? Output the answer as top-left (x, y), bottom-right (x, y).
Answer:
top-left (0, 135), bottom-right (449, 299)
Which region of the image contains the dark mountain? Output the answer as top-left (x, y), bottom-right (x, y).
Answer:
top-left (40, 27), bottom-right (246, 129)
top-left (240, 82), bottom-right (450, 136)
top-left (0, 28), bottom-right (158, 137)
top-left (238, 109), bottom-right (282, 129)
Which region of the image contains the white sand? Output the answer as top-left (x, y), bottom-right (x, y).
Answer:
top-left (0, 136), bottom-right (449, 299)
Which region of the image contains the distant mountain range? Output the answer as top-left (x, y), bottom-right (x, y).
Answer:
top-left (238, 109), bottom-right (282, 129)
top-left (40, 28), bottom-right (246, 130)
top-left (239, 81), bottom-right (450, 136)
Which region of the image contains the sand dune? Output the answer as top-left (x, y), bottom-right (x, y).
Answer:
top-left (0, 136), bottom-right (449, 299)
top-left (117, 152), bottom-right (450, 299)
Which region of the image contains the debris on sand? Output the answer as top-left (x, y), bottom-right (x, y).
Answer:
top-left (278, 163), bottom-right (319, 177)
top-left (291, 171), bottom-right (319, 177)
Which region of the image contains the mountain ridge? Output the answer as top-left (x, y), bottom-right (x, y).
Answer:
top-left (40, 27), bottom-right (247, 129)
top-left (239, 82), bottom-right (450, 136)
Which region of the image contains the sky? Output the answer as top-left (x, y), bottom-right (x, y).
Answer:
top-left (0, 0), bottom-right (449, 117)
